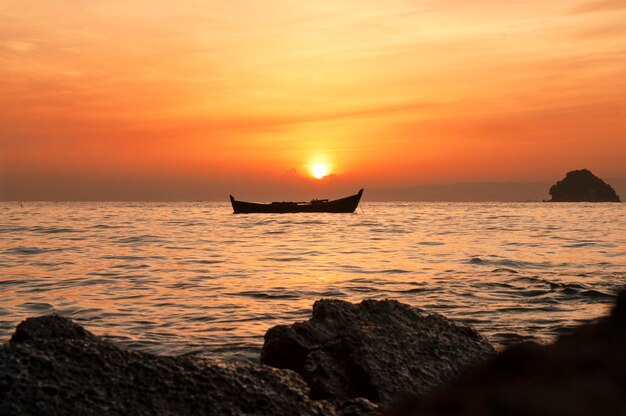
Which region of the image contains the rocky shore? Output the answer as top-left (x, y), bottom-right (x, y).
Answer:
top-left (388, 290), bottom-right (626, 416)
top-left (261, 299), bottom-right (494, 406)
top-left (0, 315), bottom-right (334, 416)
top-left (1, 294), bottom-right (625, 415)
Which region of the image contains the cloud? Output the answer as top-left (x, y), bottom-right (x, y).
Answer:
top-left (1, 40), bottom-right (36, 52)
top-left (572, 23), bottom-right (626, 41)
top-left (570, 0), bottom-right (626, 14)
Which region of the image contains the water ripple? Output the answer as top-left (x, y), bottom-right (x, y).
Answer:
top-left (5, 246), bottom-right (62, 255)
top-left (0, 201), bottom-right (624, 360)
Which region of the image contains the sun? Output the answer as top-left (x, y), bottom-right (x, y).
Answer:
top-left (311, 163), bottom-right (328, 179)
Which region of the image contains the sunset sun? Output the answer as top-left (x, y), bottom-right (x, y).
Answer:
top-left (312, 163), bottom-right (328, 179)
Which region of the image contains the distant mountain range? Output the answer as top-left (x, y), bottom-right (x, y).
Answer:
top-left (367, 179), bottom-right (626, 202)
top-left (2, 175), bottom-right (624, 202)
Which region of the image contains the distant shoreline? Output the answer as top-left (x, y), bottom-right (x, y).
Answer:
top-left (2, 199), bottom-right (624, 203)
top-left (3, 179), bottom-right (624, 203)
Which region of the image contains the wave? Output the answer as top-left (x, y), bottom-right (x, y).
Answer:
top-left (92, 224), bottom-right (125, 229)
top-left (5, 247), bottom-right (62, 255)
top-left (101, 255), bottom-right (165, 261)
top-left (468, 257), bottom-right (552, 270)
top-left (399, 288), bottom-right (428, 294)
top-left (563, 241), bottom-right (605, 248)
top-left (228, 291), bottom-right (301, 300)
top-left (510, 276), bottom-right (616, 301)
top-left (491, 268), bottom-right (519, 274)
top-left (19, 302), bottom-right (56, 313)
top-left (262, 257), bottom-right (302, 262)
top-left (341, 266), bottom-right (411, 274)
top-left (29, 226), bottom-right (79, 234)
top-left (185, 259), bottom-right (224, 265)
top-left (0, 226), bottom-right (29, 233)
top-left (113, 235), bottom-right (164, 244)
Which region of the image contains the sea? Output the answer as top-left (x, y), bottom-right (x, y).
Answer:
top-left (1, 202), bottom-right (624, 361)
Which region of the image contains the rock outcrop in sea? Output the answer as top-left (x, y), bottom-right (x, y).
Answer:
top-left (261, 299), bottom-right (495, 406)
top-left (0, 315), bottom-right (336, 416)
top-left (388, 290), bottom-right (626, 416)
top-left (548, 169), bottom-right (620, 202)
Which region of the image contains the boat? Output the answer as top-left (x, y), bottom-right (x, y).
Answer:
top-left (230, 189), bottom-right (364, 214)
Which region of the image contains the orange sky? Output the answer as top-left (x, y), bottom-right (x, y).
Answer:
top-left (1, 0), bottom-right (625, 200)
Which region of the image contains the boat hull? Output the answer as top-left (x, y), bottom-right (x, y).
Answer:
top-left (230, 189), bottom-right (363, 214)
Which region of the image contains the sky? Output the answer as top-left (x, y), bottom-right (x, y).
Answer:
top-left (1, 0), bottom-right (625, 200)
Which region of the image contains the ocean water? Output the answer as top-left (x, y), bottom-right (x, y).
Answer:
top-left (1, 202), bottom-right (624, 361)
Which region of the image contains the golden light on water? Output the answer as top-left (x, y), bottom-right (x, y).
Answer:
top-left (312, 163), bottom-right (328, 179)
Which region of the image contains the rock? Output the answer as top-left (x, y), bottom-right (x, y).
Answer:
top-left (10, 315), bottom-right (98, 343)
top-left (261, 299), bottom-right (495, 406)
top-left (337, 398), bottom-right (381, 416)
top-left (548, 169), bottom-right (620, 202)
top-left (0, 315), bottom-right (335, 416)
top-left (387, 291), bottom-right (626, 416)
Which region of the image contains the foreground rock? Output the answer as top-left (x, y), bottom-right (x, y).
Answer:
top-left (549, 169), bottom-right (620, 202)
top-left (388, 291), bottom-right (626, 416)
top-left (261, 299), bottom-right (495, 406)
top-left (0, 316), bottom-right (335, 416)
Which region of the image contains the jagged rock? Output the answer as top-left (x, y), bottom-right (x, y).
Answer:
top-left (0, 315), bottom-right (335, 416)
top-left (548, 169), bottom-right (620, 202)
top-left (261, 299), bottom-right (495, 406)
top-left (387, 291), bottom-right (626, 416)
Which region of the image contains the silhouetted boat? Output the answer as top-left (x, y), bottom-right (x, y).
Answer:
top-left (230, 189), bottom-right (364, 214)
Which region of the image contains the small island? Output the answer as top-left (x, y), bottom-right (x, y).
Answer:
top-left (548, 169), bottom-right (620, 202)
